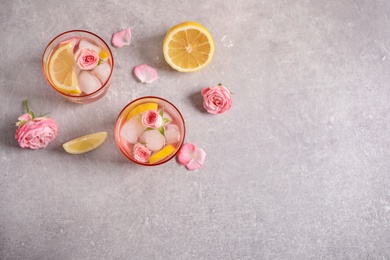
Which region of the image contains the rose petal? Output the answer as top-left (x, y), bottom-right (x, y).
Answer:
top-left (18, 113), bottom-right (32, 122)
top-left (185, 148), bottom-right (206, 170)
top-left (60, 37), bottom-right (80, 48)
top-left (112, 28), bottom-right (132, 48)
top-left (177, 143), bottom-right (196, 165)
top-left (133, 64), bottom-right (158, 83)
top-left (177, 143), bottom-right (206, 170)
top-left (201, 87), bottom-right (210, 96)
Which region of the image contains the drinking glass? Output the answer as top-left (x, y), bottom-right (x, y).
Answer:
top-left (42, 30), bottom-right (114, 104)
top-left (115, 96), bottom-right (186, 166)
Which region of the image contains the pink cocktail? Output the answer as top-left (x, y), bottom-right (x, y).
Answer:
top-left (42, 30), bottom-right (114, 104)
top-left (115, 97), bottom-right (186, 166)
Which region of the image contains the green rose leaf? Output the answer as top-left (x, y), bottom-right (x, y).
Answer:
top-left (158, 126), bottom-right (165, 137)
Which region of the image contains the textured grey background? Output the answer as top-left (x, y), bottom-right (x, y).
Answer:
top-left (1, 0), bottom-right (390, 259)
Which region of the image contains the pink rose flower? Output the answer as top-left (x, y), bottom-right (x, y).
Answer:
top-left (133, 143), bottom-right (151, 163)
top-left (201, 84), bottom-right (232, 114)
top-left (177, 143), bottom-right (206, 170)
top-left (15, 101), bottom-right (58, 149)
top-left (75, 48), bottom-right (99, 70)
top-left (141, 110), bottom-right (162, 128)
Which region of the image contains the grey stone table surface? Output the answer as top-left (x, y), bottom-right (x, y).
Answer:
top-left (1, 0), bottom-right (390, 259)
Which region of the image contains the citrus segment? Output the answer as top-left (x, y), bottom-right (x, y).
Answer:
top-left (99, 50), bottom-right (109, 61)
top-left (126, 102), bottom-right (158, 121)
top-left (149, 144), bottom-right (176, 164)
top-left (48, 43), bottom-right (81, 94)
top-left (163, 21), bottom-right (214, 72)
top-left (63, 132), bottom-right (108, 154)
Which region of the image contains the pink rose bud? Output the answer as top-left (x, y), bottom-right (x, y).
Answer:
top-left (15, 117), bottom-right (58, 149)
top-left (133, 143), bottom-right (151, 163)
top-left (75, 48), bottom-right (99, 70)
top-left (201, 84), bottom-right (232, 114)
top-left (141, 110), bottom-right (163, 128)
top-left (15, 100), bottom-right (58, 150)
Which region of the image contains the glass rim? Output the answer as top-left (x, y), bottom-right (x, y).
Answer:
top-left (42, 29), bottom-right (114, 98)
top-left (114, 96), bottom-right (186, 166)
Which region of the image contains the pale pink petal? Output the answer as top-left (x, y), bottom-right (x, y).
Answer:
top-left (185, 148), bottom-right (206, 170)
top-left (177, 143), bottom-right (206, 170)
top-left (133, 64), bottom-right (158, 83)
top-left (18, 113), bottom-right (32, 122)
top-left (60, 37), bottom-right (80, 48)
top-left (177, 143), bottom-right (196, 165)
top-left (112, 28), bottom-right (131, 47)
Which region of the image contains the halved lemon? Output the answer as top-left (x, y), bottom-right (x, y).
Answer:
top-left (149, 144), bottom-right (176, 164)
top-left (63, 132), bottom-right (108, 154)
top-left (48, 42), bottom-right (81, 94)
top-left (126, 102), bottom-right (158, 121)
top-left (163, 21), bottom-right (215, 72)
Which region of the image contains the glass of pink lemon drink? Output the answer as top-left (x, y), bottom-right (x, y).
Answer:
top-left (42, 30), bottom-right (114, 104)
top-left (115, 97), bottom-right (186, 166)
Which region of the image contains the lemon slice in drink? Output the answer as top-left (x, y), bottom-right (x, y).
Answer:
top-left (99, 50), bottom-right (109, 61)
top-left (149, 144), bottom-right (176, 164)
top-left (63, 132), bottom-right (108, 154)
top-left (126, 102), bottom-right (158, 121)
top-left (163, 21), bottom-right (215, 72)
top-left (48, 43), bottom-right (81, 94)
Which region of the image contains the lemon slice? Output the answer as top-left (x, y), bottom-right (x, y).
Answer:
top-left (163, 21), bottom-right (215, 72)
top-left (149, 144), bottom-right (176, 164)
top-left (99, 50), bottom-right (109, 61)
top-left (126, 102), bottom-right (158, 121)
top-left (48, 43), bottom-right (81, 94)
top-left (63, 132), bottom-right (108, 154)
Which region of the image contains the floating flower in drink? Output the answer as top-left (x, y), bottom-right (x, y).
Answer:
top-left (75, 48), bottom-right (99, 70)
top-left (133, 143), bottom-right (152, 163)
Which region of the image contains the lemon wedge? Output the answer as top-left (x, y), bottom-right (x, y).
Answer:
top-left (63, 132), bottom-right (108, 154)
top-left (99, 50), bottom-right (109, 61)
top-left (126, 102), bottom-right (158, 121)
top-left (149, 144), bottom-right (176, 164)
top-left (48, 43), bottom-right (81, 94)
top-left (163, 21), bottom-right (215, 72)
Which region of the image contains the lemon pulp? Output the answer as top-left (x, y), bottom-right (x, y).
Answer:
top-left (63, 132), bottom-right (108, 154)
top-left (149, 144), bottom-right (176, 164)
top-left (163, 21), bottom-right (215, 72)
top-left (48, 42), bottom-right (81, 94)
top-left (125, 102), bottom-right (159, 121)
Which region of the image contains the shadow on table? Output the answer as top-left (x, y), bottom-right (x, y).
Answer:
top-left (136, 33), bottom-right (173, 72)
top-left (187, 91), bottom-right (208, 114)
